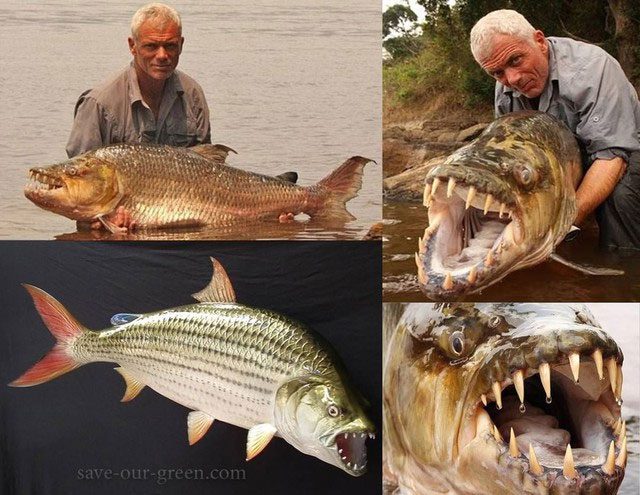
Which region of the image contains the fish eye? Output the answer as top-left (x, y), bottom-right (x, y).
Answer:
top-left (488, 315), bottom-right (503, 328)
top-left (513, 164), bottom-right (537, 187)
top-left (68, 167), bottom-right (77, 176)
top-left (450, 331), bottom-right (464, 355)
top-left (327, 404), bottom-right (341, 417)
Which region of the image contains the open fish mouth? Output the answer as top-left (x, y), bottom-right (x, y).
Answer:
top-left (463, 342), bottom-right (626, 492)
top-left (416, 171), bottom-right (527, 296)
top-left (333, 430), bottom-right (376, 474)
top-left (25, 168), bottom-right (65, 194)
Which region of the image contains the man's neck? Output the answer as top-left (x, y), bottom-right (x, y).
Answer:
top-left (135, 66), bottom-right (167, 118)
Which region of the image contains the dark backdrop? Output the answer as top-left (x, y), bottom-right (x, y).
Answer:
top-left (0, 241), bottom-right (381, 495)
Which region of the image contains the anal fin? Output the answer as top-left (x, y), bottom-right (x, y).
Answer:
top-left (187, 411), bottom-right (215, 445)
top-left (114, 367), bottom-right (146, 402)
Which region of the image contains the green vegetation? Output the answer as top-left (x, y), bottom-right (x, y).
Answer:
top-left (384, 0), bottom-right (639, 120)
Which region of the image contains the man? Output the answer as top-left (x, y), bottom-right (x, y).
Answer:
top-left (470, 9), bottom-right (640, 249)
top-left (66, 3), bottom-right (211, 158)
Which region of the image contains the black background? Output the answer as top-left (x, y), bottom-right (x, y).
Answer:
top-left (0, 241), bottom-right (381, 495)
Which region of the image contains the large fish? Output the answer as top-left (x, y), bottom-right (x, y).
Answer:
top-left (24, 144), bottom-right (373, 232)
top-left (384, 303), bottom-right (627, 494)
top-left (415, 111), bottom-right (585, 298)
top-left (10, 258), bottom-right (375, 475)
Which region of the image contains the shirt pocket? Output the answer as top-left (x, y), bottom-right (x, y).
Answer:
top-left (165, 116), bottom-right (198, 146)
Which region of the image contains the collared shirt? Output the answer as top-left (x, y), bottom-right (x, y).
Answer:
top-left (66, 63), bottom-right (211, 158)
top-left (495, 37), bottom-right (640, 165)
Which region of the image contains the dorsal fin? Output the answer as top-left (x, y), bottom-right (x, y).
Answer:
top-left (276, 171), bottom-right (298, 183)
top-left (192, 258), bottom-right (237, 303)
top-left (111, 313), bottom-right (142, 326)
top-left (189, 144), bottom-right (237, 165)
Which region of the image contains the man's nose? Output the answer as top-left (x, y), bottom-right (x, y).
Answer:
top-left (156, 46), bottom-right (169, 59)
top-left (505, 68), bottom-right (522, 87)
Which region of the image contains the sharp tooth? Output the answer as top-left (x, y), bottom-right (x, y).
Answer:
top-left (447, 177), bottom-right (456, 198)
top-left (593, 349), bottom-right (604, 380)
top-left (607, 358), bottom-right (617, 396)
top-left (509, 428), bottom-right (519, 458)
top-left (613, 418), bottom-right (622, 436)
top-left (352, 433), bottom-right (356, 438)
top-left (529, 443), bottom-right (543, 476)
top-left (431, 177), bottom-right (440, 197)
top-left (423, 182), bottom-right (432, 206)
top-left (467, 266), bottom-right (478, 284)
top-left (499, 202), bottom-right (506, 218)
top-left (418, 234), bottom-right (426, 253)
top-left (569, 353), bottom-right (580, 383)
top-left (492, 425), bottom-right (503, 443)
top-left (513, 370), bottom-right (525, 406)
top-left (483, 194), bottom-right (493, 215)
top-left (615, 365), bottom-right (623, 401)
top-left (617, 421), bottom-right (626, 448)
top-left (492, 381), bottom-right (502, 410)
top-left (480, 394), bottom-right (487, 406)
top-left (465, 186), bottom-right (476, 210)
top-left (353, 463), bottom-right (358, 470)
top-left (476, 409), bottom-right (492, 435)
top-left (484, 250), bottom-right (494, 267)
top-left (339, 449), bottom-right (343, 454)
top-left (615, 436), bottom-right (627, 468)
top-left (443, 272), bottom-right (453, 290)
top-left (563, 444), bottom-right (577, 479)
top-left (602, 440), bottom-right (616, 475)
top-left (347, 462), bottom-right (351, 468)
top-left (539, 363), bottom-right (552, 402)
top-left (416, 253), bottom-right (428, 285)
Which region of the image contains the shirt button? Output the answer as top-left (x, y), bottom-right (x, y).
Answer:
top-left (593, 116), bottom-right (600, 122)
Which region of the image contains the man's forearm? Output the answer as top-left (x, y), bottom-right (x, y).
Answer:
top-left (574, 157), bottom-right (626, 226)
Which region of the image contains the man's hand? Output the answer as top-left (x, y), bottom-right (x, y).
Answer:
top-left (574, 157), bottom-right (626, 226)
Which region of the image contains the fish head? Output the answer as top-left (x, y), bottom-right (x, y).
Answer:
top-left (384, 303), bottom-right (626, 494)
top-left (24, 153), bottom-right (123, 221)
top-left (416, 111), bottom-right (582, 298)
top-left (275, 374), bottom-right (375, 476)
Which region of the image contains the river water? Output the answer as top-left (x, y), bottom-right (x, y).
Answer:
top-left (383, 200), bottom-right (640, 301)
top-left (0, 0), bottom-right (381, 240)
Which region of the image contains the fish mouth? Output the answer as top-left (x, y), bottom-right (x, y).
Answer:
top-left (416, 170), bottom-right (552, 298)
top-left (462, 341), bottom-right (626, 492)
top-left (332, 429), bottom-right (376, 475)
top-left (24, 168), bottom-right (66, 196)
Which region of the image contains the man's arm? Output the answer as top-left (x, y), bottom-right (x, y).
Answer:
top-left (574, 157), bottom-right (627, 226)
top-left (65, 96), bottom-right (106, 158)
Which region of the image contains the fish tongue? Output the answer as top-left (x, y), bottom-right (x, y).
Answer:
top-left (521, 440), bottom-right (604, 469)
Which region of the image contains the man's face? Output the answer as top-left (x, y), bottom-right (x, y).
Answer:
top-left (128, 19), bottom-right (183, 81)
top-left (480, 31), bottom-right (549, 98)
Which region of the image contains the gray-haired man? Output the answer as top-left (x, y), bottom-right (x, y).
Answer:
top-left (66, 2), bottom-right (211, 159)
top-left (471, 9), bottom-right (640, 250)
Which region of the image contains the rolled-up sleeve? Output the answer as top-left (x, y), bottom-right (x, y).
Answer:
top-left (571, 56), bottom-right (640, 163)
top-left (66, 96), bottom-right (107, 158)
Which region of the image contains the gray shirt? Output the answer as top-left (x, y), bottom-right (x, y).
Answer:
top-left (66, 64), bottom-right (211, 158)
top-left (495, 37), bottom-right (640, 165)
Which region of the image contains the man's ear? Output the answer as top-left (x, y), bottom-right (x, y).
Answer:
top-left (128, 37), bottom-right (136, 55)
top-left (533, 30), bottom-right (547, 54)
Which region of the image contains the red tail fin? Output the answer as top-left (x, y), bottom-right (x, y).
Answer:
top-left (10, 285), bottom-right (84, 387)
top-left (311, 156), bottom-right (374, 222)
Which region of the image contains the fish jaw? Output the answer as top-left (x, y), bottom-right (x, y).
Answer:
top-left (416, 112), bottom-right (578, 298)
top-left (24, 155), bottom-right (123, 221)
top-left (386, 304), bottom-right (627, 495)
top-left (275, 375), bottom-right (376, 476)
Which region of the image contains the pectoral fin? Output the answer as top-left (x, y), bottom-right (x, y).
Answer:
top-left (192, 258), bottom-right (237, 303)
top-left (187, 411), bottom-right (215, 445)
top-left (98, 216), bottom-right (128, 234)
top-left (246, 423), bottom-right (277, 461)
top-left (114, 367), bottom-right (146, 402)
top-left (550, 253), bottom-right (624, 276)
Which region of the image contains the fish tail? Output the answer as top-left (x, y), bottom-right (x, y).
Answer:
top-left (309, 156), bottom-right (374, 222)
top-left (9, 285), bottom-right (85, 387)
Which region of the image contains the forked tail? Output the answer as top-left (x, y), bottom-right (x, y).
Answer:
top-left (9, 285), bottom-right (85, 387)
top-left (309, 156), bottom-right (374, 222)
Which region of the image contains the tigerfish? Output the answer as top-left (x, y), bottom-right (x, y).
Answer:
top-left (384, 303), bottom-right (627, 494)
top-left (24, 144), bottom-right (373, 232)
top-left (10, 258), bottom-right (375, 475)
top-left (415, 111), bottom-right (583, 298)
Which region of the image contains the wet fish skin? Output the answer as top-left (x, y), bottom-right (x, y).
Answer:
top-left (11, 258), bottom-right (375, 475)
top-left (24, 144), bottom-right (373, 231)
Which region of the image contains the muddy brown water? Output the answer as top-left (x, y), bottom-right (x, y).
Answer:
top-left (383, 200), bottom-right (640, 302)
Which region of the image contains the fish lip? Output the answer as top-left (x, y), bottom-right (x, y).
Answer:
top-left (417, 170), bottom-right (528, 297)
top-left (328, 428), bottom-right (375, 475)
top-left (459, 320), bottom-right (626, 490)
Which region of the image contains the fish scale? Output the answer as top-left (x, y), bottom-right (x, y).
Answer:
top-left (72, 303), bottom-right (333, 429)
